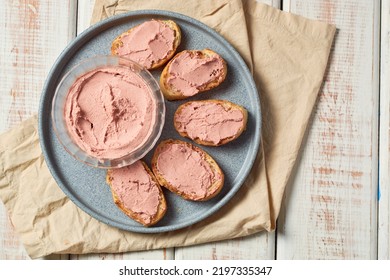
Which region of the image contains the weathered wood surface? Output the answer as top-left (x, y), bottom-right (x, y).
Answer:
top-left (0, 0), bottom-right (387, 260)
top-left (379, 0), bottom-right (390, 260)
top-left (277, 0), bottom-right (380, 259)
top-left (0, 0), bottom-right (78, 260)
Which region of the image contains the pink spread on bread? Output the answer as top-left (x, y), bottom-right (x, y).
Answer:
top-left (155, 142), bottom-right (221, 200)
top-left (175, 101), bottom-right (245, 145)
top-left (166, 51), bottom-right (225, 97)
top-left (64, 66), bottom-right (156, 159)
top-left (108, 161), bottom-right (160, 224)
top-left (116, 20), bottom-right (175, 69)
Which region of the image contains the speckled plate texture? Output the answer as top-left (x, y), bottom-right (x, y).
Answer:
top-left (39, 10), bottom-right (261, 233)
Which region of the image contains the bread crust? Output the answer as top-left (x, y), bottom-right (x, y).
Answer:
top-left (151, 139), bottom-right (224, 201)
top-left (159, 49), bottom-right (227, 100)
top-left (174, 99), bottom-right (248, 146)
top-left (106, 161), bottom-right (167, 227)
top-left (111, 19), bottom-right (181, 70)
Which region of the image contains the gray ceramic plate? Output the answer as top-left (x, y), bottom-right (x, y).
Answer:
top-left (39, 10), bottom-right (261, 233)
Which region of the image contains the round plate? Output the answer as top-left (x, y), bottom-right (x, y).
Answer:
top-left (38, 10), bottom-right (261, 233)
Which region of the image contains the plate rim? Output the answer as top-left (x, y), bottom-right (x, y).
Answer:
top-left (38, 9), bottom-right (262, 233)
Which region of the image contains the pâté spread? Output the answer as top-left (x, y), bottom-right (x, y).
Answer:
top-left (155, 142), bottom-right (222, 200)
top-left (108, 161), bottom-right (161, 224)
top-left (175, 101), bottom-right (245, 145)
top-left (166, 51), bottom-right (225, 96)
top-left (115, 20), bottom-right (176, 69)
top-left (64, 66), bottom-right (156, 159)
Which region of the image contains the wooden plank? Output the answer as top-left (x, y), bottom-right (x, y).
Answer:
top-left (260, 0), bottom-right (281, 9)
top-left (70, 249), bottom-right (174, 260)
top-left (73, 0), bottom-right (174, 260)
top-left (76, 0), bottom-right (96, 35)
top-left (175, 232), bottom-right (275, 260)
top-left (175, 0), bottom-right (281, 260)
top-left (379, 0), bottom-right (390, 260)
top-left (0, 0), bottom-right (77, 260)
top-left (277, 0), bottom-right (380, 259)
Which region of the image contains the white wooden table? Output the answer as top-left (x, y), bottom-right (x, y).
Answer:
top-left (0, 0), bottom-right (388, 260)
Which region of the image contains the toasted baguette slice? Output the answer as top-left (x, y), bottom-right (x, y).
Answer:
top-left (111, 19), bottom-right (181, 70)
top-left (160, 49), bottom-right (227, 100)
top-left (151, 139), bottom-right (224, 201)
top-left (106, 160), bottom-right (167, 226)
top-left (174, 99), bottom-right (248, 146)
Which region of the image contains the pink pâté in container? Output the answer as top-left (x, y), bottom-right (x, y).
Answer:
top-left (51, 55), bottom-right (165, 168)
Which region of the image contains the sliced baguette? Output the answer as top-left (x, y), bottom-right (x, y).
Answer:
top-left (160, 49), bottom-right (227, 100)
top-left (174, 99), bottom-right (248, 146)
top-left (106, 160), bottom-right (167, 227)
top-left (151, 139), bottom-right (224, 201)
top-left (111, 19), bottom-right (181, 70)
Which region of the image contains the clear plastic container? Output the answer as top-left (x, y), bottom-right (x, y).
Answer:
top-left (51, 55), bottom-right (165, 168)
